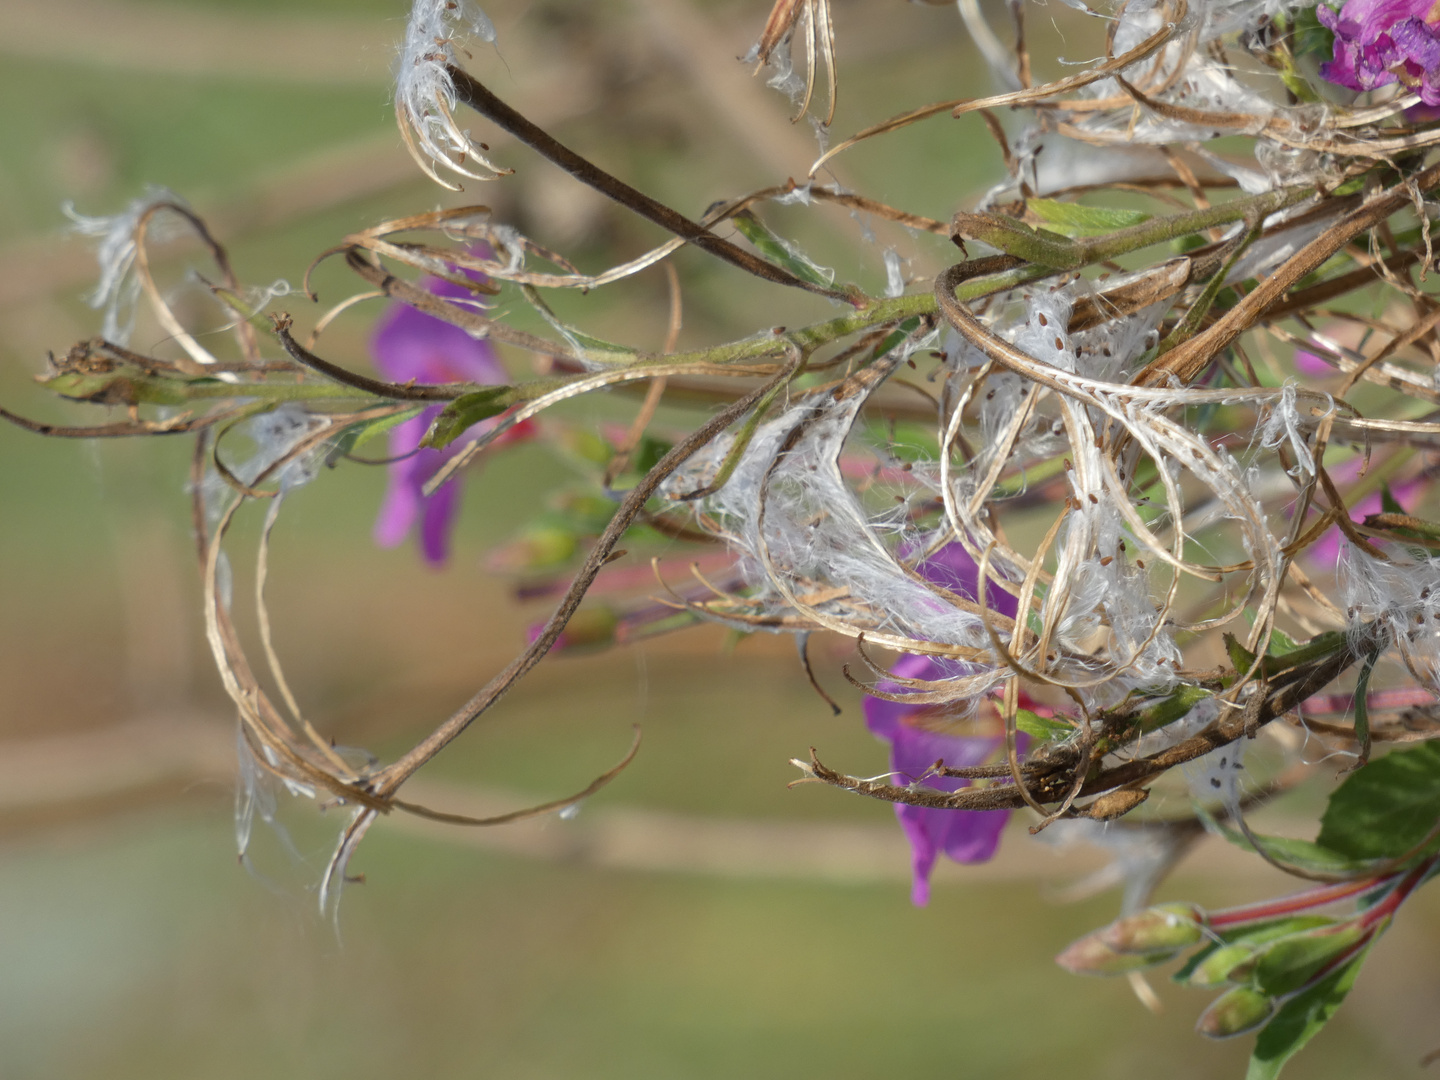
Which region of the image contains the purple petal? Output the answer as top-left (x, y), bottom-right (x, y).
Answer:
top-left (1394, 17), bottom-right (1440, 66)
top-left (369, 246), bottom-right (512, 564)
top-left (1336, 0), bottom-right (1433, 40)
top-left (863, 652), bottom-right (949, 740)
top-left (419, 474), bottom-right (462, 566)
top-left (886, 719), bottom-right (1023, 906)
top-left (912, 542), bottom-right (1019, 620)
top-left (373, 412), bottom-right (435, 548)
top-left (372, 303), bottom-right (506, 386)
top-left (1294, 350), bottom-right (1333, 377)
top-left (1319, 49), bottom-right (1367, 92)
top-left (898, 803), bottom-right (1010, 905)
top-left (1307, 477), bottom-right (1422, 568)
top-left (862, 645), bottom-right (1028, 905)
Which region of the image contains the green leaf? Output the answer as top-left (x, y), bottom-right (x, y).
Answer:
top-left (1015, 708), bottom-right (1073, 741)
top-left (628, 434), bottom-right (672, 477)
top-left (1026, 198), bottom-right (1151, 238)
top-left (730, 211), bottom-right (838, 289)
top-left (41, 368), bottom-right (220, 407)
top-left (422, 387), bottom-right (511, 449)
top-left (1175, 917), bottom-right (1336, 988)
top-left (1249, 923), bottom-right (1370, 997)
top-left (1202, 811), bottom-right (1391, 877)
top-left (1381, 483), bottom-right (1405, 516)
top-left (1246, 945), bottom-right (1372, 1080)
top-left (520, 285), bottom-right (638, 366)
top-left (329, 406), bottom-right (425, 459)
top-left (1136, 684), bottom-right (1212, 734)
top-left (866, 416), bottom-right (940, 463)
top-left (1292, 5), bottom-right (1336, 60)
top-left (1317, 740), bottom-right (1440, 860)
top-left (870, 315), bottom-right (924, 366)
top-left (1349, 650), bottom-right (1378, 767)
top-left (1224, 629), bottom-right (1347, 681)
top-left (1225, 632), bottom-right (1259, 674)
top-left (1244, 611), bottom-right (1300, 656)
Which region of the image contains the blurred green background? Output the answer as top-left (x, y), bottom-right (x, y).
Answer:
top-left (1, 1), bottom-right (1437, 1077)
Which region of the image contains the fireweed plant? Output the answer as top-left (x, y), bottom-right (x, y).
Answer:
top-left (13, 0), bottom-right (1440, 1072)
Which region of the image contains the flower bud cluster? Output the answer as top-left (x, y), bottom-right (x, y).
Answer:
top-left (1056, 866), bottom-right (1429, 1041)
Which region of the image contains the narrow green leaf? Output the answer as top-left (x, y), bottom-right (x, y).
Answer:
top-left (730, 211), bottom-right (838, 289)
top-left (421, 387), bottom-right (511, 449)
top-left (520, 285), bottom-right (638, 366)
top-left (1015, 708), bottom-right (1073, 741)
top-left (869, 316), bottom-right (924, 366)
top-left (1026, 198), bottom-right (1151, 238)
top-left (1250, 923), bottom-right (1370, 997)
top-left (1225, 632), bottom-right (1259, 674)
top-left (1349, 650), bottom-right (1378, 769)
top-left (1380, 483), bottom-right (1405, 516)
top-left (329, 406), bottom-right (425, 459)
top-left (1245, 946), bottom-right (1372, 1080)
top-left (1244, 611), bottom-right (1300, 656)
top-left (1203, 814), bottom-right (1389, 877)
top-left (1317, 740), bottom-right (1440, 860)
top-left (1136, 684), bottom-right (1212, 734)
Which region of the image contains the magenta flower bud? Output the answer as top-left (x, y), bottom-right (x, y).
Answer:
top-left (1097, 902), bottom-right (1206, 954)
top-left (1055, 932), bottom-right (1179, 976)
top-left (1196, 986), bottom-right (1275, 1039)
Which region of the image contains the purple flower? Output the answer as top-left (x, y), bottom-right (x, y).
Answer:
top-left (863, 543), bottom-right (1026, 906)
top-left (1305, 467), bottom-right (1422, 567)
top-left (1318, 0), bottom-right (1440, 105)
top-left (371, 259), bottom-right (526, 565)
top-left (1294, 349), bottom-right (1333, 377)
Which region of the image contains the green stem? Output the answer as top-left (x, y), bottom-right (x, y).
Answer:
top-left (954, 183), bottom-right (1319, 270)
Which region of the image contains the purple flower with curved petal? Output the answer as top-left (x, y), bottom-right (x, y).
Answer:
top-left (863, 543), bottom-right (1026, 906)
top-left (1318, 0), bottom-right (1440, 105)
top-left (371, 257), bottom-right (523, 565)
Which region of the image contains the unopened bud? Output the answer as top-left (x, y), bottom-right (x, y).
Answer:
top-left (487, 526), bottom-right (578, 573)
top-left (1056, 932), bottom-right (1178, 976)
top-left (1196, 986), bottom-right (1274, 1039)
top-left (1183, 942), bottom-right (1257, 989)
top-left (1246, 921), bottom-right (1374, 997)
top-left (1183, 916), bottom-right (1336, 989)
top-left (1098, 902), bottom-right (1206, 954)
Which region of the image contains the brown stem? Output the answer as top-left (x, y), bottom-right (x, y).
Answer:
top-left (444, 66), bottom-right (861, 305)
top-left (369, 349), bottom-right (806, 796)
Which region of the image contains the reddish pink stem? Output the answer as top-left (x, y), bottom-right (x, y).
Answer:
top-left (1209, 876), bottom-right (1394, 929)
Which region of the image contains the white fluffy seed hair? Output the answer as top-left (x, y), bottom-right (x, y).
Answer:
top-left (1340, 543), bottom-right (1440, 693)
top-left (666, 362), bottom-right (1007, 706)
top-left (64, 186), bottom-right (189, 345)
top-left (394, 0), bottom-right (508, 189)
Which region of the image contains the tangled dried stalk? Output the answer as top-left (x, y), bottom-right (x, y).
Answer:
top-left (12, 2), bottom-right (1440, 944)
